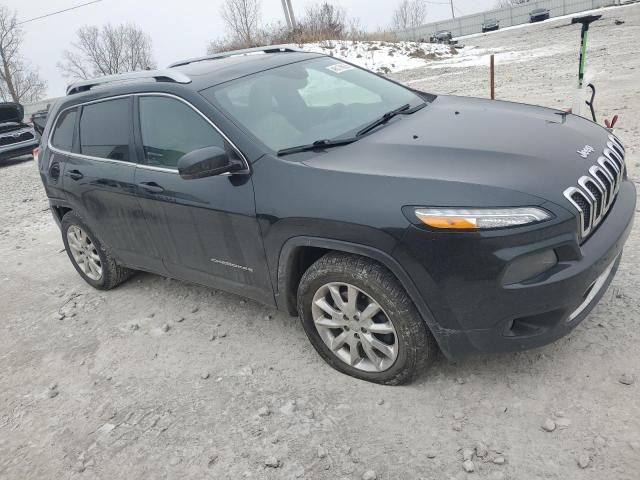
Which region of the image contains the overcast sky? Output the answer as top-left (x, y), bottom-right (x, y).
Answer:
top-left (7, 0), bottom-right (496, 98)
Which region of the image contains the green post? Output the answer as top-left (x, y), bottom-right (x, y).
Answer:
top-left (578, 27), bottom-right (589, 89)
top-left (571, 15), bottom-right (601, 116)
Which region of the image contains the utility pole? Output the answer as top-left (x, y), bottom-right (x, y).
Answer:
top-left (281, 0), bottom-right (297, 29)
top-left (450, 0), bottom-right (455, 19)
top-left (286, 0), bottom-right (297, 29)
top-left (281, 0), bottom-right (292, 28)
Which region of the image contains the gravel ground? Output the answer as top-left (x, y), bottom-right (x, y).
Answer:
top-left (1, 5), bottom-right (640, 480)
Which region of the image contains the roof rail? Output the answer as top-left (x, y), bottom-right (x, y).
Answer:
top-left (66, 70), bottom-right (192, 95)
top-left (169, 44), bottom-right (302, 68)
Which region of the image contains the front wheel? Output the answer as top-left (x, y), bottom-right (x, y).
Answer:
top-left (297, 252), bottom-right (438, 385)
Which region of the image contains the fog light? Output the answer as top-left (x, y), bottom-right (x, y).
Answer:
top-left (502, 249), bottom-right (558, 285)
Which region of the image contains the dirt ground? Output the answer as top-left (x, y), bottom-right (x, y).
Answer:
top-left (2, 5), bottom-right (640, 480)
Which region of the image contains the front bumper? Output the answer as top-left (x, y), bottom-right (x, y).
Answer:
top-left (0, 138), bottom-right (39, 161)
top-left (397, 180), bottom-right (636, 360)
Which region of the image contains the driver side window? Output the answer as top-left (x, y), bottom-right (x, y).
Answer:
top-left (139, 96), bottom-right (226, 169)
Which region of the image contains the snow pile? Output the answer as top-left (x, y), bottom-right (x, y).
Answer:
top-left (423, 44), bottom-right (571, 70)
top-left (297, 40), bottom-right (458, 74)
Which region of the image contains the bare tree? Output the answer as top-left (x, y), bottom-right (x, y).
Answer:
top-left (0, 6), bottom-right (46, 103)
top-left (58, 23), bottom-right (155, 80)
top-left (220, 0), bottom-right (261, 46)
top-left (391, 0), bottom-right (428, 30)
top-left (302, 2), bottom-right (347, 39)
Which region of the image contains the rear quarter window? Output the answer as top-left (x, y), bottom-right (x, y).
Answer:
top-left (51, 109), bottom-right (77, 151)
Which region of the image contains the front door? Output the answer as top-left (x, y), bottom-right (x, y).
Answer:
top-left (132, 94), bottom-right (273, 305)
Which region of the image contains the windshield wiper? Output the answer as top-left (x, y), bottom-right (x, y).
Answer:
top-left (276, 102), bottom-right (427, 156)
top-left (277, 137), bottom-right (358, 156)
top-left (356, 103), bottom-right (425, 137)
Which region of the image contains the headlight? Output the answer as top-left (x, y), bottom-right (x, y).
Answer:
top-left (414, 207), bottom-right (551, 230)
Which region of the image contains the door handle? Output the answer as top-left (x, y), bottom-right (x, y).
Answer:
top-left (68, 169), bottom-right (83, 180)
top-left (138, 182), bottom-right (165, 194)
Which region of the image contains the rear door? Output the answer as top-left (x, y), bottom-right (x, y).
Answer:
top-left (60, 97), bottom-right (162, 272)
top-left (132, 94), bottom-right (273, 305)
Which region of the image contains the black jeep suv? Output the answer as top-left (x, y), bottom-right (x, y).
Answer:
top-left (37, 46), bottom-right (635, 385)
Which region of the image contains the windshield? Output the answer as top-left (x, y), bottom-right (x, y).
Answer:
top-left (201, 57), bottom-right (426, 152)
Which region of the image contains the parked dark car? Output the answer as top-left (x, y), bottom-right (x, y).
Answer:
top-left (430, 30), bottom-right (453, 43)
top-left (0, 102), bottom-right (39, 162)
top-left (30, 106), bottom-right (50, 136)
top-left (530, 8), bottom-right (551, 22)
top-left (482, 18), bottom-right (500, 33)
top-left (36, 46), bottom-right (635, 385)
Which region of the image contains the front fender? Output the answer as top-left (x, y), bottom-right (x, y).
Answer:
top-left (275, 235), bottom-right (456, 357)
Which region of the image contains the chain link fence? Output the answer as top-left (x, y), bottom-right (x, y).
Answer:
top-left (395, 0), bottom-right (626, 40)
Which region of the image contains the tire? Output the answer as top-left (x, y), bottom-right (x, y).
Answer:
top-left (297, 252), bottom-right (438, 385)
top-left (61, 211), bottom-right (134, 290)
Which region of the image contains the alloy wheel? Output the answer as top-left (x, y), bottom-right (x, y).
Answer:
top-left (66, 225), bottom-right (103, 281)
top-left (311, 282), bottom-right (398, 372)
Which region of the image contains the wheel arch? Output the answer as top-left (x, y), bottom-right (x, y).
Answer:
top-left (276, 236), bottom-right (445, 347)
top-left (48, 201), bottom-right (74, 228)
top-left (52, 205), bottom-right (73, 222)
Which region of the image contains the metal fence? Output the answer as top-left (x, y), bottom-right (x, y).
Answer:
top-left (395, 0), bottom-right (626, 40)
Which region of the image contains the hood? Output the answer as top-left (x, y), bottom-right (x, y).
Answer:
top-left (302, 95), bottom-right (612, 209)
top-left (0, 102), bottom-right (24, 124)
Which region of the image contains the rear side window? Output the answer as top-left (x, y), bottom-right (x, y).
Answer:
top-left (51, 109), bottom-right (77, 151)
top-left (79, 98), bottom-right (131, 162)
top-left (139, 96), bottom-right (226, 169)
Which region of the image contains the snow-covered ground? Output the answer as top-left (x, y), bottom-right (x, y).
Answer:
top-left (296, 39), bottom-right (571, 77)
top-left (297, 40), bottom-right (457, 74)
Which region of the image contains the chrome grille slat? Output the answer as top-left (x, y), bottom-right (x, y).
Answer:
top-left (600, 155), bottom-right (622, 194)
top-left (564, 187), bottom-right (589, 237)
top-left (609, 134), bottom-right (625, 154)
top-left (564, 138), bottom-right (626, 241)
top-left (607, 141), bottom-right (624, 162)
top-left (589, 166), bottom-right (610, 209)
top-left (580, 177), bottom-right (604, 223)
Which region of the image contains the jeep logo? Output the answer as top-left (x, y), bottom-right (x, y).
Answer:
top-left (577, 145), bottom-right (595, 158)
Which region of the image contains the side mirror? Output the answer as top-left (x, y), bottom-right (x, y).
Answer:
top-left (177, 146), bottom-right (244, 180)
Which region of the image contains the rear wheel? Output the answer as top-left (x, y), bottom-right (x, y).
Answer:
top-left (61, 212), bottom-right (133, 290)
top-left (297, 252), bottom-right (438, 385)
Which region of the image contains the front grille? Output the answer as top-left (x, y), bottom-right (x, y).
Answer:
top-left (564, 134), bottom-right (625, 241)
top-left (0, 130), bottom-right (34, 146)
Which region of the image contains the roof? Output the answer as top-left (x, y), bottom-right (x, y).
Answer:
top-left (64, 47), bottom-right (323, 97)
top-left (172, 51), bottom-right (323, 89)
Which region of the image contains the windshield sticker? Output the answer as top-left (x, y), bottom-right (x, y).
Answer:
top-left (327, 63), bottom-right (355, 74)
